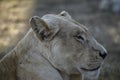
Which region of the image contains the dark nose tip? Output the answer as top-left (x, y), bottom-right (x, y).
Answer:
top-left (99, 51), bottom-right (107, 59)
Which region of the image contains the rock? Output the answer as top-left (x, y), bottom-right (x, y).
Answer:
top-left (99, 0), bottom-right (120, 14)
top-left (112, 0), bottom-right (120, 14)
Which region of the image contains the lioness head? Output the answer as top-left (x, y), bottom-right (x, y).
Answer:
top-left (30, 11), bottom-right (107, 80)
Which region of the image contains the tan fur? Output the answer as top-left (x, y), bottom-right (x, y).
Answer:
top-left (0, 11), bottom-right (107, 80)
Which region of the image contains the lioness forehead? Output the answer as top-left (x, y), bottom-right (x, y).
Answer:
top-left (41, 14), bottom-right (88, 33)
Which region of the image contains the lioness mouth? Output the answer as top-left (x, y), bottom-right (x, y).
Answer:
top-left (81, 66), bottom-right (100, 71)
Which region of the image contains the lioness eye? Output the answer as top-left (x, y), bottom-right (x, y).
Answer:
top-left (76, 35), bottom-right (84, 41)
top-left (74, 34), bottom-right (85, 42)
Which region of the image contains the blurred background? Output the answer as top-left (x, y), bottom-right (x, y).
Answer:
top-left (0, 0), bottom-right (120, 80)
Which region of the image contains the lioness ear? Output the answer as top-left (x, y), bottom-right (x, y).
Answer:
top-left (59, 11), bottom-right (72, 19)
top-left (30, 16), bottom-right (59, 41)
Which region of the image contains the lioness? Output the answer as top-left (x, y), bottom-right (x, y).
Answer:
top-left (0, 11), bottom-right (107, 80)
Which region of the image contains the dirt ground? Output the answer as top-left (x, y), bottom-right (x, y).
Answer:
top-left (0, 0), bottom-right (34, 56)
top-left (0, 0), bottom-right (120, 80)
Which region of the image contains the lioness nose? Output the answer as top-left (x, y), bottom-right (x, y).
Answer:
top-left (92, 39), bottom-right (107, 59)
top-left (99, 51), bottom-right (107, 59)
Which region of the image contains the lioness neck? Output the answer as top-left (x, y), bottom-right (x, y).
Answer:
top-left (0, 29), bottom-right (64, 80)
top-left (15, 29), bottom-right (61, 80)
top-left (15, 28), bottom-right (51, 64)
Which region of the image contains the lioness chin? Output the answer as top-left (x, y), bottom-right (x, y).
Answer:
top-left (0, 11), bottom-right (107, 80)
